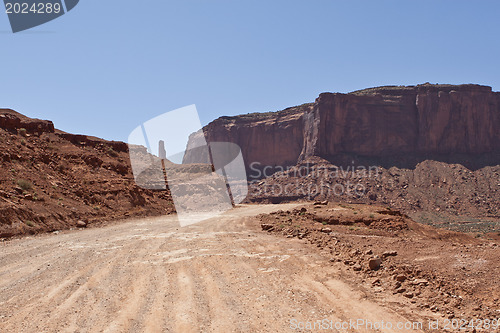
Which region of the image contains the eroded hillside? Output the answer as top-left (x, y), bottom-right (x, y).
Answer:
top-left (0, 109), bottom-right (173, 238)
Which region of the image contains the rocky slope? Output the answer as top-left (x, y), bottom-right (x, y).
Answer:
top-left (259, 203), bottom-right (500, 322)
top-left (248, 157), bottom-right (500, 233)
top-left (0, 109), bottom-right (173, 238)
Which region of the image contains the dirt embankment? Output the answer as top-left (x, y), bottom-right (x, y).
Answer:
top-left (248, 156), bottom-right (500, 234)
top-left (259, 202), bottom-right (500, 325)
top-left (0, 109), bottom-right (173, 238)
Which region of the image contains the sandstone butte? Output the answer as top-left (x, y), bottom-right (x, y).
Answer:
top-left (183, 83), bottom-right (500, 173)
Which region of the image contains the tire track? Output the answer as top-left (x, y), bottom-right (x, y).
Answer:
top-left (0, 204), bottom-right (429, 332)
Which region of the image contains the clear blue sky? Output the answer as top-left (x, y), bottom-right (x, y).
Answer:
top-left (1, 0), bottom-right (499, 142)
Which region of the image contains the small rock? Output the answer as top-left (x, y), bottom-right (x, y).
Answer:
top-left (404, 292), bottom-right (414, 298)
top-left (321, 227), bottom-right (332, 233)
top-left (382, 250), bottom-right (398, 258)
top-left (76, 220), bottom-right (87, 228)
top-left (351, 249), bottom-right (361, 256)
top-left (395, 274), bottom-right (406, 282)
top-left (261, 224), bottom-right (274, 231)
top-left (365, 249), bottom-right (373, 255)
top-left (353, 265), bottom-right (362, 271)
top-left (368, 257), bottom-right (382, 270)
top-left (412, 279), bottom-right (429, 286)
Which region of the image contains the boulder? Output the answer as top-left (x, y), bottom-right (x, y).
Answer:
top-left (368, 257), bottom-right (382, 270)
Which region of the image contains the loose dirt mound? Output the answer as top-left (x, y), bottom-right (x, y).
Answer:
top-left (0, 109), bottom-right (173, 238)
top-left (259, 202), bottom-right (500, 323)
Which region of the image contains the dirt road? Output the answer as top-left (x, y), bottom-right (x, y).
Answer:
top-left (0, 204), bottom-right (425, 332)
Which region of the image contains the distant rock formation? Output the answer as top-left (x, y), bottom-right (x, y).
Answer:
top-left (184, 103), bottom-right (312, 174)
top-left (183, 84), bottom-right (500, 172)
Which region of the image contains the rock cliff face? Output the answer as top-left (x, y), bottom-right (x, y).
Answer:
top-left (0, 109), bottom-right (55, 134)
top-left (184, 84), bottom-right (500, 172)
top-left (184, 103), bottom-right (312, 174)
top-left (305, 84), bottom-right (500, 159)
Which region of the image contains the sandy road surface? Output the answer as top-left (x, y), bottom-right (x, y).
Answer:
top-left (1, 204), bottom-right (424, 332)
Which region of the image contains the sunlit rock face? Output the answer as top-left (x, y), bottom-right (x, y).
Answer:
top-left (184, 84), bottom-right (500, 174)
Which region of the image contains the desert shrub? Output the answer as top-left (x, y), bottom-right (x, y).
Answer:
top-left (107, 146), bottom-right (118, 157)
top-left (18, 128), bottom-right (27, 137)
top-left (17, 179), bottom-right (32, 191)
